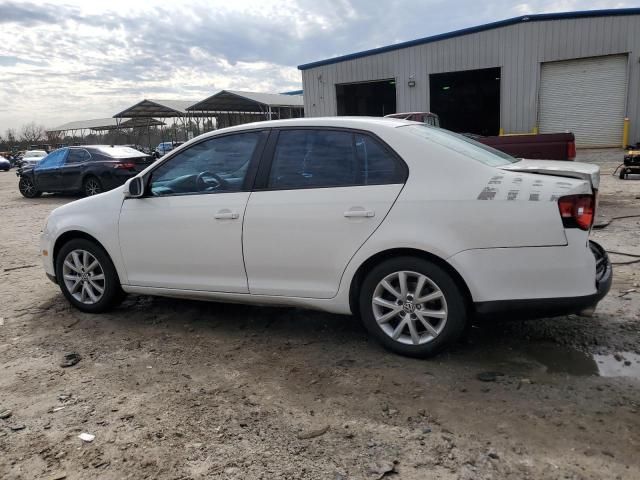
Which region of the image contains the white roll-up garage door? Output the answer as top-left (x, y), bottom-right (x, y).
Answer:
top-left (538, 55), bottom-right (627, 147)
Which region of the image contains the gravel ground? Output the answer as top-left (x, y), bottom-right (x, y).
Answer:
top-left (1, 149), bottom-right (639, 480)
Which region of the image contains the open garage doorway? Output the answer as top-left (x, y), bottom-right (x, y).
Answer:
top-left (336, 79), bottom-right (396, 116)
top-left (429, 67), bottom-right (500, 136)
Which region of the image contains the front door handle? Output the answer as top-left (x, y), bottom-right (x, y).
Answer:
top-left (214, 210), bottom-right (239, 220)
top-left (344, 209), bottom-right (375, 218)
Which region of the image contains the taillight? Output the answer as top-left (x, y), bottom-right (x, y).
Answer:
top-left (567, 141), bottom-right (576, 160)
top-left (558, 194), bottom-right (595, 230)
top-left (114, 162), bottom-right (135, 169)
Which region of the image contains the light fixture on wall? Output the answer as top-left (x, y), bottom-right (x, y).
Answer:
top-left (408, 74), bottom-right (416, 87)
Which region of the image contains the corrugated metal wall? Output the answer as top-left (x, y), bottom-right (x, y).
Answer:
top-left (301, 15), bottom-right (640, 145)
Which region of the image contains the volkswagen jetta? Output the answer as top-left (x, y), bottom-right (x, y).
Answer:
top-left (40, 118), bottom-right (611, 357)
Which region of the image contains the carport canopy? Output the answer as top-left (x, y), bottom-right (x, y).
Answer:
top-left (113, 99), bottom-right (201, 118)
top-left (47, 117), bottom-right (166, 134)
top-left (47, 118), bottom-right (119, 133)
top-left (187, 90), bottom-right (303, 113)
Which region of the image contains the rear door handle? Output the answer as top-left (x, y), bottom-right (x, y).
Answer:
top-left (344, 209), bottom-right (375, 218)
top-left (214, 210), bottom-right (239, 220)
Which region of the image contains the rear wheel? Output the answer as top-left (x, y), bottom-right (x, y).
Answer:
top-left (359, 256), bottom-right (467, 358)
top-left (84, 176), bottom-right (102, 196)
top-left (619, 168), bottom-right (627, 179)
top-left (18, 176), bottom-right (42, 198)
top-left (55, 238), bottom-right (124, 313)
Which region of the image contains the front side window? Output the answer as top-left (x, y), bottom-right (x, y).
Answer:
top-left (35, 149), bottom-right (67, 170)
top-left (268, 129), bottom-right (405, 190)
top-left (149, 132), bottom-right (261, 196)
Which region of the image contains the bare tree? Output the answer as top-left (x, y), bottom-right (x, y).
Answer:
top-left (20, 122), bottom-right (46, 144)
top-left (5, 128), bottom-right (17, 144)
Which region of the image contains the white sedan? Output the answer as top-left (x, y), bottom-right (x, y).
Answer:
top-left (21, 149), bottom-right (48, 167)
top-left (40, 118), bottom-right (611, 357)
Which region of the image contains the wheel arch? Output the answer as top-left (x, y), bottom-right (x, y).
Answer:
top-left (82, 173), bottom-right (100, 186)
top-left (52, 230), bottom-right (119, 281)
top-left (348, 248), bottom-right (473, 316)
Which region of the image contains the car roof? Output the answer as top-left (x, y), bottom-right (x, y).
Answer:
top-left (200, 116), bottom-right (414, 137)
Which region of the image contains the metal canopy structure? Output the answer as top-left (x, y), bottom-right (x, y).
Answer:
top-left (47, 118), bottom-right (119, 133)
top-left (46, 117), bottom-right (167, 150)
top-left (113, 99), bottom-right (207, 143)
top-left (107, 118), bottom-right (165, 130)
top-left (187, 90), bottom-right (304, 129)
top-left (112, 99), bottom-right (200, 119)
top-left (47, 117), bottom-right (165, 133)
top-left (188, 90), bottom-right (303, 114)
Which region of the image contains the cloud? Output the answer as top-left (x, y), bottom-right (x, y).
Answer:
top-left (0, 0), bottom-right (632, 132)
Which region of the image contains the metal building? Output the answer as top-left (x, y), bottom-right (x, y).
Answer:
top-left (298, 8), bottom-right (640, 147)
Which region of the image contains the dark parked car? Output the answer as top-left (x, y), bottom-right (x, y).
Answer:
top-left (17, 145), bottom-right (153, 198)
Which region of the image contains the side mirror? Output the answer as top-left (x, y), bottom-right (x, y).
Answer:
top-left (124, 176), bottom-right (145, 198)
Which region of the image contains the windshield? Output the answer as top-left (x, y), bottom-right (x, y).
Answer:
top-left (402, 124), bottom-right (519, 167)
top-left (25, 150), bottom-right (46, 157)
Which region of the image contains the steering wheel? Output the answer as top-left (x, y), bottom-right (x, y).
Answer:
top-left (196, 171), bottom-right (227, 191)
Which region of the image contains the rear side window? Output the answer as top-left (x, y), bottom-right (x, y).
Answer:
top-left (267, 129), bottom-right (405, 190)
top-left (66, 149), bottom-right (90, 164)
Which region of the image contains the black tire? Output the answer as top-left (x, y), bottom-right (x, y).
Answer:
top-left (55, 238), bottom-right (125, 313)
top-left (18, 176), bottom-right (42, 198)
top-left (359, 256), bottom-right (468, 358)
top-left (84, 176), bottom-right (103, 196)
top-left (619, 169), bottom-right (626, 180)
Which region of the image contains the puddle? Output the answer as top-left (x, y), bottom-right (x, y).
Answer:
top-left (457, 340), bottom-right (640, 379)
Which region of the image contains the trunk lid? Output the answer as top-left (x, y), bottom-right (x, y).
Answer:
top-left (129, 156), bottom-right (155, 172)
top-left (498, 159), bottom-right (600, 190)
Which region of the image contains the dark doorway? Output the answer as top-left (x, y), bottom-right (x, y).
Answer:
top-left (429, 67), bottom-right (500, 136)
top-left (336, 79), bottom-right (396, 116)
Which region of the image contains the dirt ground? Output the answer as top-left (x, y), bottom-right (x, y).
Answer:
top-left (1, 149), bottom-right (639, 480)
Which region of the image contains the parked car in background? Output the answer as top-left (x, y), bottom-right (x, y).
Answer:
top-left (0, 155), bottom-right (10, 171)
top-left (154, 141), bottom-right (184, 158)
top-left (385, 112), bottom-right (441, 126)
top-left (387, 112), bottom-right (576, 161)
top-left (40, 118), bottom-right (610, 358)
top-left (20, 150), bottom-right (48, 168)
top-left (17, 145), bottom-right (153, 198)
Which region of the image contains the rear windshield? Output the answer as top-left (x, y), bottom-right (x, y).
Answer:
top-left (25, 151), bottom-right (47, 157)
top-left (402, 124), bottom-right (519, 167)
top-left (92, 146), bottom-right (146, 158)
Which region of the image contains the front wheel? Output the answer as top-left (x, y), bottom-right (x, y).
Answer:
top-left (55, 238), bottom-right (124, 313)
top-left (18, 176), bottom-right (42, 198)
top-left (359, 257), bottom-right (468, 358)
top-left (619, 169), bottom-right (627, 180)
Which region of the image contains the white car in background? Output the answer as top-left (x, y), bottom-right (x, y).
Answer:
top-left (40, 118), bottom-right (611, 357)
top-left (21, 150), bottom-right (48, 167)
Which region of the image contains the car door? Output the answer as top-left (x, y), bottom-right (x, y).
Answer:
top-left (243, 128), bottom-right (407, 298)
top-left (34, 149), bottom-right (67, 191)
top-left (118, 130), bottom-right (267, 292)
top-left (58, 148), bottom-right (90, 191)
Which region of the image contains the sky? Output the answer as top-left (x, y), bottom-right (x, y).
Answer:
top-left (0, 0), bottom-right (633, 133)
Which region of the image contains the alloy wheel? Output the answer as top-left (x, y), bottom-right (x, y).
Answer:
top-left (371, 270), bottom-right (448, 346)
top-left (85, 179), bottom-right (101, 196)
top-left (62, 249), bottom-right (106, 305)
top-left (20, 178), bottom-right (35, 196)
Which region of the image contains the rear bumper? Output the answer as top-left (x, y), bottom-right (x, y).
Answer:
top-left (473, 240), bottom-right (612, 319)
